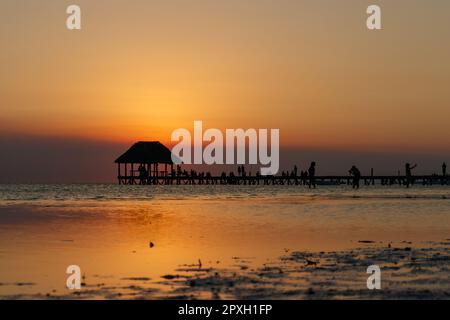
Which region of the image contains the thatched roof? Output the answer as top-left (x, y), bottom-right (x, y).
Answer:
top-left (114, 141), bottom-right (174, 164)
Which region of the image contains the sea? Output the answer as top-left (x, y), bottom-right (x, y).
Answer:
top-left (0, 184), bottom-right (449, 299)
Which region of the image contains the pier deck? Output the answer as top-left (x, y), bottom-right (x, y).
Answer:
top-left (117, 175), bottom-right (450, 186)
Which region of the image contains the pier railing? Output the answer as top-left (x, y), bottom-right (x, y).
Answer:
top-left (117, 174), bottom-right (450, 186)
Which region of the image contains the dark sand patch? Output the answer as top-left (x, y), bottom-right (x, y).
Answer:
top-left (3, 243), bottom-right (450, 300)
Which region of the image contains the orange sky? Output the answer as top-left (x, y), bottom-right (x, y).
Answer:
top-left (1, 0), bottom-right (450, 152)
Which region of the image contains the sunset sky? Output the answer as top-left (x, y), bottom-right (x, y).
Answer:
top-left (1, 0), bottom-right (449, 182)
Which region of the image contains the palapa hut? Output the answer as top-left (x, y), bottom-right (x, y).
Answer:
top-left (114, 141), bottom-right (174, 185)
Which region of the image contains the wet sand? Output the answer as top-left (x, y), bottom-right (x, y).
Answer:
top-left (2, 241), bottom-right (450, 300)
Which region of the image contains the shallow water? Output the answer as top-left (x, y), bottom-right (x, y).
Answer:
top-left (0, 184), bottom-right (449, 299)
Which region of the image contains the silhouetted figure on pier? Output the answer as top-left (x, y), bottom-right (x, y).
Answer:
top-left (138, 164), bottom-right (148, 185)
top-left (308, 162), bottom-right (316, 188)
top-left (220, 172), bottom-right (227, 184)
top-left (294, 165), bottom-right (298, 177)
top-left (405, 163), bottom-right (417, 188)
top-left (299, 171), bottom-right (307, 185)
top-left (349, 165), bottom-right (361, 189)
top-left (443, 162), bottom-right (447, 177)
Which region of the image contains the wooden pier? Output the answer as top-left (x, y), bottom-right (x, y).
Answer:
top-left (116, 174), bottom-right (450, 186)
top-left (114, 141), bottom-right (449, 187)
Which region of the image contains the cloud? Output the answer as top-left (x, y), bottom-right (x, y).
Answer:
top-left (0, 134), bottom-right (447, 183)
top-left (0, 134), bottom-right (128, 183)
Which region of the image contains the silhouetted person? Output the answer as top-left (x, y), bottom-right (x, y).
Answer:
top-left (294, 165), bottom-right (298, 177)
top-left (308, 162), bottom-right (316, 188)
top-left (349, 165), bottom-right (361, 189)
top-left (138, 164), bottom-right (148, 185)
top-left (405, 163), bottom-right (417, 188)
top-left (301, 171), bottom-right (308, 185)
top-left (443, 162), bottom-right (447, 177)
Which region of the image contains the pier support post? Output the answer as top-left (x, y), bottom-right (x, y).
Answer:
top-left (118, 163), bottom-right (121, 185)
